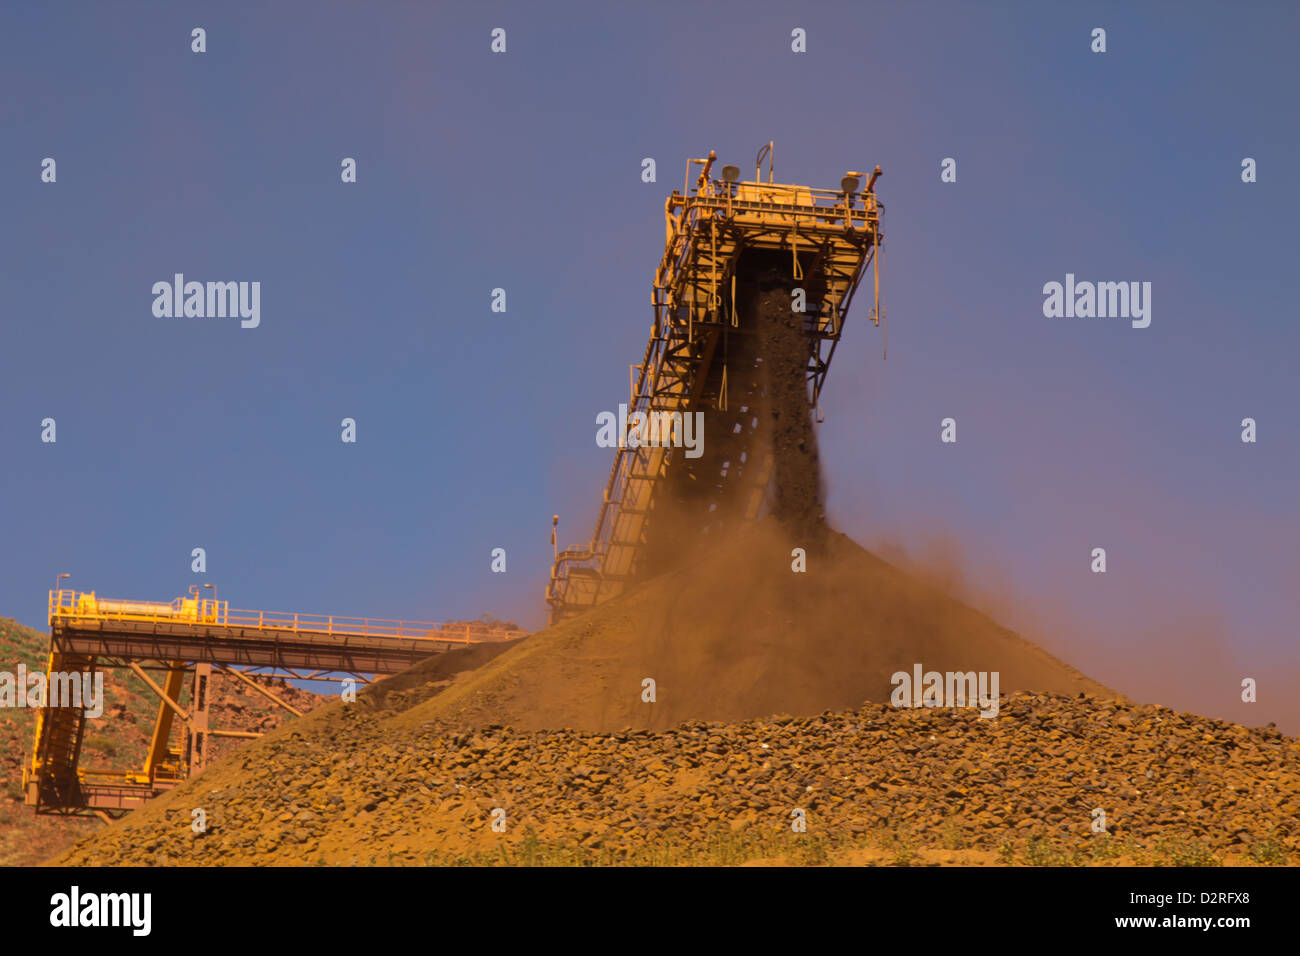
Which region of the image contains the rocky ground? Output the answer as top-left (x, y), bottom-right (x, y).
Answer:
top-left (40, 521), bottom-right (1300, 867)
top-left (51, 689), bottom-right (1299, 866)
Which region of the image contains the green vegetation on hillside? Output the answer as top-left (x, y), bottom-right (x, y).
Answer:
top-left (1, 612), bottom-right (325, 866)
top-left (0, 616), bottom-right (99, 863)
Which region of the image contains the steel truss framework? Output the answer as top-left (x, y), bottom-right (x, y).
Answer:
top-left (547, 151), bottom-right (884, 622)
top-left (25, 592), bottom-right (525, 817)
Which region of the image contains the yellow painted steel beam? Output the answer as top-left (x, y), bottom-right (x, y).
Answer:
top-left (218, 664), bottom-right (304, 717)
top-left (138, 663), bottom-right (187, 780)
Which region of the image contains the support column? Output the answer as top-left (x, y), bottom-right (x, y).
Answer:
top-left (185, 663), bottom-right (212, 775)
top-left (141, 663), bottom-right (187, 782)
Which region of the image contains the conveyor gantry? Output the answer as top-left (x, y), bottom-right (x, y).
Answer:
top-left (546, 146), bottom-right (884, 624)
top-left (25, 589), bottom-right (526, 817)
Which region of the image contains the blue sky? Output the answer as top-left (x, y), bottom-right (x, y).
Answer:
top-left (2, 1), bottom-right (1297, 728)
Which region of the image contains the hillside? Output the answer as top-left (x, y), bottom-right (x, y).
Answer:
top-left (0, 615), bottom-right (326, 866)
top-left (0, 617), bottom-right (100, 865)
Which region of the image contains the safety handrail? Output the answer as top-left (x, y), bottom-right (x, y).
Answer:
top-left (48, 590), bottom-right (526, 645)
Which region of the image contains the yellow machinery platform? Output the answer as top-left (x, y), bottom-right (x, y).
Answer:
top-left (25, 589), bottom-right (525, 817)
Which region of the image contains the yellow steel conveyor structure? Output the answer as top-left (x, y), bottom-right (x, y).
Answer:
top-left (25, 589), bottom-right (525, 817)
top-left (546, 145), bottom-right (884, 623)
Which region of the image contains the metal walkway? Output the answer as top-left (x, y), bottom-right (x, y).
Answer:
top-left (24, 590), bottom-right (525, 817)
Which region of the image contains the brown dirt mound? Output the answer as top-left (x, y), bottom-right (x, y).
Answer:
top-left (390, 519), bottom-right (1115, 735)
top-left (62, 523), bottom-right (1300, 869)
top-left (49, 693), bottom-right (1300, 867)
